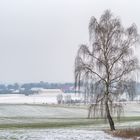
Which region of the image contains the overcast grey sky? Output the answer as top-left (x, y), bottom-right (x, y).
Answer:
top-left (0, 0), bottom-right (140, 83)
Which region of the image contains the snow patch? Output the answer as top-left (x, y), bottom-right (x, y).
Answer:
top-left (0, 129), bottom-right (122, 140)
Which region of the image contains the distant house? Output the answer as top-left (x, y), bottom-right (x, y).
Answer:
top-left (30, 88), bottom-right (63, 94)
top-left (12, 90), bottom-right (20, 93)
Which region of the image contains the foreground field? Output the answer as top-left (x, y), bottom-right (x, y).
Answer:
top-left (0, 128), bottom-right (123, 140)
top-left (0, 103), bottom-right (140, 128)
top-left (0, 103), bottom-right (140, 139)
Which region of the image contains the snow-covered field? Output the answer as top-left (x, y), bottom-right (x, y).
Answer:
top-left (0, 94), bottom-right (58, 104)
top-left (0, 94), bottom-right (140, 139)
top-left (0, 104), bottom-right (139, 139)
top-left (0, 129), bottom-right (122, 140)
top-left (0, 104), bottom-right (87, 118)
top-left (1, 94), bottom-right (140, 117)
top-left (0, 93), bottom-right (82, 104)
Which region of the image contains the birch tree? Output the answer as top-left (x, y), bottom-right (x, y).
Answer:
top-left (75, 10), bottom-right (139, 130)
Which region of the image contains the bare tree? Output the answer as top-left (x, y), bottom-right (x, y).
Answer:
top-left (75, 10), bottom-right (139, 130)
top-left (57, 94), bottom-right (63, 104)
top-left (64, 95), bottom-right (72, 104)
top-left (124, 80), bottom-right (137, 101)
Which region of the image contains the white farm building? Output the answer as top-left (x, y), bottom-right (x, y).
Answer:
top-left (31, 88), bottom-right (63, 94)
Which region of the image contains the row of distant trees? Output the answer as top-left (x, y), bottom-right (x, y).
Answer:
top-left (56, 94), bottom-right (81, 104)
top-left (0, 82), bottom-right (74, 94)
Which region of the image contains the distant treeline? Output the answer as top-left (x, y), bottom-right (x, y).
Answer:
top-left (0, 82), bottom-right (74, 94)
top-left (0, 81), bottom-right (140, 95)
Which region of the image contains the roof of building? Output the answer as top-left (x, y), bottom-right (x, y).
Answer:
top-left (31, 88), bottom-right (63, 93)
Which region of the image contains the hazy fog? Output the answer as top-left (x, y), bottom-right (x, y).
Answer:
top-left (0, 0), bottom-right (140, 83)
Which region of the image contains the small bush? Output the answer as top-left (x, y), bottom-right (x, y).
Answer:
top-left (106, 128), bottom-right (140, 139)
